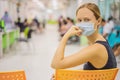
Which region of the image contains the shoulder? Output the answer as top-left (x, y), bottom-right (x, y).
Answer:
top-left (84, 42), bottom-right (107, 56)
top-left (92, 42), bottom-right (107, 52)
top-left (80, 42), bottom-right (107, 64)
top-left (86, 42), bottom-right (104, 51)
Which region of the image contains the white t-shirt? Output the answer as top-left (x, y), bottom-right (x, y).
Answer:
top-left (103, 20), bottom-right (114, 34)
top-left (109, 20), bottom-right (114, 29)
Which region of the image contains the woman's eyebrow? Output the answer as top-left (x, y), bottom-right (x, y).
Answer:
top-left (84, 16), bottom-right (91, 19)
top-left (77, 17), bottom-right (82, 19)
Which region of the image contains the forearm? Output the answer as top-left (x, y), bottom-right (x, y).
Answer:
top-left (51, 26), bottom-right (81, 69)
top-left (51, 33), bottom-right (70, 68)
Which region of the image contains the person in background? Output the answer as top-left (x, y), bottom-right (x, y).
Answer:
top-left (58, 16), bottom-right (64, 31)
top-left (33, 18), bottom-right (41, 32)
top-left (1, 11), bottom-right (14, 30)
top-left (51, 3), bottom-right (117, 70)
top-left (64, 17), bottom-right (74, 36)
top-left (67, 18), bottom-right (79, 43)
top-left (103, 16), bottom-right (114, 38)
top-left (108, 16), bottom-right (114, 31)
top-left (27, 23), bottom-right (33, 39)
top-left (60, 18), bottom-right (74, 38)
top-left (23, 19), bottom-right (28, 28)
top-left (15, 17), bottom-right (24, 33)
top-left (66, 17), bottom-right (73, 30)
top-left (23, 19), bottom-right (33, 40)
top-left (60, 19), bottom-right (67, 37)
top-left (1, 11), bottom-right (12, 24)
top-left (19, 18), bottom-right (28, 39)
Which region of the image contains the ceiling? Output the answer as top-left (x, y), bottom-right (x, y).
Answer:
top-left (6, 0), bottom-right (76, 19)
top-left (9, 0), bottom-right (72, 10)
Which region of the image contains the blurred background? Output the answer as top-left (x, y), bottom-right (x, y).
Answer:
top-left (0, 0), bottom-right (120, 80)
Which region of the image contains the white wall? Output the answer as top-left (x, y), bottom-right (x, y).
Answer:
top-left (66, 0), bottom-right (77, 19)
top-left (0, 0), bottom-right (9, 18)
top-left (47, 0), bottom-right (78, 20)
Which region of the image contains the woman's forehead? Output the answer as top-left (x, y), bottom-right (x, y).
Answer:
top-left (76, 8), bottom-right (95, 19)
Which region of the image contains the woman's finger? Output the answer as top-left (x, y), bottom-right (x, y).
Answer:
top-left (76, 30), bottom-right (82, 33)
top-left (76, 33), bottom-right (81, 36)
top-left (75, 30), bottom-right (82, 36)
top-left (74, 26), bottom-right (80, 30)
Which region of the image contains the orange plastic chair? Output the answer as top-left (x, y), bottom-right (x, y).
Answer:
top-left (0, 70), bottom-right (26, 80)
top-left (55, 68), bottom-right (119, 80)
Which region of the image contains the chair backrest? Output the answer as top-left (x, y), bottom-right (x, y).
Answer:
top-left (0, 70), bottom-right (26, 80)
top-left (55, 68), bottom-right (119, 80)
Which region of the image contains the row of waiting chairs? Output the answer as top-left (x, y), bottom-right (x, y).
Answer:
top-left (0, 68), bottom-right (119, 80)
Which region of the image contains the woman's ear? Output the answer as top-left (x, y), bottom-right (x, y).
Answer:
top-left (97, 17), bottom-right (102, 25)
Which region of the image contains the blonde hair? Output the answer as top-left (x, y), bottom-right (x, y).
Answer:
top-left (76, 3), bottom-right (101, 20)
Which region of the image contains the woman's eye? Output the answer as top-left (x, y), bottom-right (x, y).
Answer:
top-left (84, 18), bottom-right (90, 22)
top-left (78, 19), bottom-right (82, 22)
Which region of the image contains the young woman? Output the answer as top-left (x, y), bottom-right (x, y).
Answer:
top-left (51, 3), bottom-right (117, 70)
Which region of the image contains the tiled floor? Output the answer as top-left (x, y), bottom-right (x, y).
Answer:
top-left (0, 24), bottom-right (120, 80)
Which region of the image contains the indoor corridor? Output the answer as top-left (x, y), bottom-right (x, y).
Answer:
top-left (0, 24), bottom-right (120, 80)
top-left (0, 24), bottom-right (84, 80)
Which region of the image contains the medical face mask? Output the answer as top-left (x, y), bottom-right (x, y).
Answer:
top-left (76, 22), bottom-right (95, 36)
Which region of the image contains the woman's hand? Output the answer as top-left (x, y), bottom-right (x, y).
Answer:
top-left (65, 25), bottom-right (82, 37)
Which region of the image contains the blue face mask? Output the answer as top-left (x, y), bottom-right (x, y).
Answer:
top-left (76, 22), bottom-right (95, 36)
